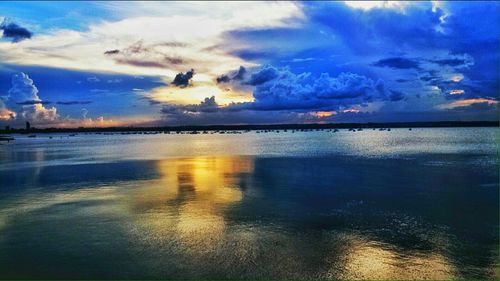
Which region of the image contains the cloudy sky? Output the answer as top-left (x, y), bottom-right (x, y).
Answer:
top-left (0, 1), bottom-right (498, 127)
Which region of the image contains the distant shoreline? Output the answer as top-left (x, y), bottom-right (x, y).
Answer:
top-left (0, 121), bottom-right (498, 134)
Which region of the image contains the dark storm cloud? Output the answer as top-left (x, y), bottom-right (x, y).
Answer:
top-left (0, 19), bottom-right (32, 42)
top-left (373, 57), bottom-right (420, 69)
top-left (171, 69), bottom-right (194, 88)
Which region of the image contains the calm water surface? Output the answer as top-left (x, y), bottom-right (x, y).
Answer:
top-left (0, 128), bottom-right (498, 279)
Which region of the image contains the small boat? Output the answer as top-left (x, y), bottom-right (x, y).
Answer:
top-left (28, 134), bottom-right (36, 138)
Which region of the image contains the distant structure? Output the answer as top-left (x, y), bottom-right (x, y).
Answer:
top-left (26, 121), bottom-right (31, 131)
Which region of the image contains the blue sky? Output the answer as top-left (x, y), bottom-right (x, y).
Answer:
top-left (0, 1), bottom-right (498, 127)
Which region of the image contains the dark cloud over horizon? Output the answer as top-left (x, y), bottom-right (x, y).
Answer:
top-left (0, 19), bottom-right (32, 42)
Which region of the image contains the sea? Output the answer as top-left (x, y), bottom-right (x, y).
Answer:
top-left (0, 127), bottom-right (498, 279)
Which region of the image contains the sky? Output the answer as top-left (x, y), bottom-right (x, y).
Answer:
top-left (0, 1), bottom-right (498, 127)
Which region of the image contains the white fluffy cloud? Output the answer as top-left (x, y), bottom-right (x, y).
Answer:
top-left (21, 103), bottom-right (58, 122)
top-left (5, 72), bottom-right (59, 123)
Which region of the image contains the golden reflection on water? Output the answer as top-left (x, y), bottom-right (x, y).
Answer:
top-left (127, 156), bottom-right (252, 253)
top-left (336, 238), bottom-right (456, 280)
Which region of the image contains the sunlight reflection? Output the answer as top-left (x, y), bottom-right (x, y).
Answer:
top-left (336, 236), bottom-right (457, 280)
top-left (128, 156), bottom-right (253, 252)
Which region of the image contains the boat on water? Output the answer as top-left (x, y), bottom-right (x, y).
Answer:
top-left (28, 134), bottom-right (36, 138)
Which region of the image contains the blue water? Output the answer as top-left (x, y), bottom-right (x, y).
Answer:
top-left (0, 128), bottom-right (498, 279)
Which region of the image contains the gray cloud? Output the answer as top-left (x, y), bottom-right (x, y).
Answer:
top-left (161, 96), bottom-right (219, 114)
top-left (216, 66), bottom-right (247, 84)
top-left (171, 69), bottom-right (195, 87)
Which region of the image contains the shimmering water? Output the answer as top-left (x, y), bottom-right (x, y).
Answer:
top-left (0, 128), bottom-right (498, 279)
